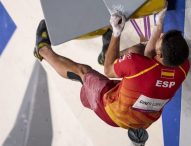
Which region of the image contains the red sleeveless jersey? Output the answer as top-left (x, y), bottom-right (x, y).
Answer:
top-left (103, 53), bottom-right (190, 129)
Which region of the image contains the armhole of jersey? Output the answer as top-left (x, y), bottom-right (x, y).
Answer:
top-left (113, 59), bottom-right (118, 64)
top-left (113, 59), bottom-right (121, 77)
top-left (125, 63), bottom-right (159, 79)
top-left (178, 65), bottom-right (187, 78)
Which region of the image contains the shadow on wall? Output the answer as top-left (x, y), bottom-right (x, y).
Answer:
top-left (2, 61), bottom-right (53, 146)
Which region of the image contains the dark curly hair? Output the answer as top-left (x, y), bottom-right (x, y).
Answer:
top-left (161, 30), bottom-right (189, 67)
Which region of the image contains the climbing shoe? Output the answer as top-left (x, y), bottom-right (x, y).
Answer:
top-left (34, 19), bottom-right (51, 61)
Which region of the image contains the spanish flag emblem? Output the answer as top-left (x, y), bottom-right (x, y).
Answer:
top-left (161, 69), bottom-right (175, 79)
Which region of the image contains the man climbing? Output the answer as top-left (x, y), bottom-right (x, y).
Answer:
top-left (34, 6), bottom-right (189, 146)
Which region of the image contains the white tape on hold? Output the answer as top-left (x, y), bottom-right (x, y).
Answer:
top-left (102, 0), bottom-right (147, 18)
top-left (132, 95), bottom-right (169, 111)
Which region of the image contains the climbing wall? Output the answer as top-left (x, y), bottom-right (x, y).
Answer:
top-left (0, 0), bottom-right (190, 146)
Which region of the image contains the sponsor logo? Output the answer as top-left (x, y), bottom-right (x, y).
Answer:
top-left (119, 53), bottom-right (132, 62)
top-left (132, 95), bottom-right (169, 111)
